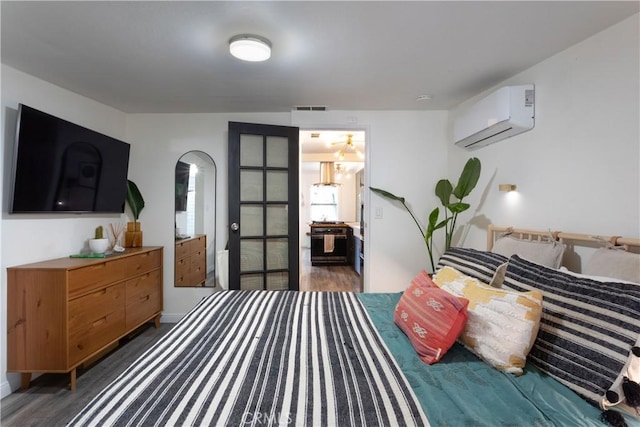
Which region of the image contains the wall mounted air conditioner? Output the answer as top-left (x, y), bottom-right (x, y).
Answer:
top-left (453, 84), bottom-right (535, 150)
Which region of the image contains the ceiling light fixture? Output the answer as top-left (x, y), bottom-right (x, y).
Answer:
top-left (229, 34), bottom-right (271, 62)
top-left (333, 134), bottom-right (364, 161)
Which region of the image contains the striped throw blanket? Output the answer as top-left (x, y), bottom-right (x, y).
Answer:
top-left (68, 291), bottom-right (428, 427)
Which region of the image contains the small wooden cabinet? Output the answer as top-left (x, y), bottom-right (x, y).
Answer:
top-left (175, 235), bottom-right (206, 287)
top-left (6, 247), bottom-right (163, 390)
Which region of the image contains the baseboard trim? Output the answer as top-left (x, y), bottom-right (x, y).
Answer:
top-left (160, 313), bottom-right (184, 323)
top-left (1, 380), bottom-right (13, 399)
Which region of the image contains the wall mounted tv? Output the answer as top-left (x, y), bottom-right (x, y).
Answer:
top-left (175, 160), bottom-right (190, 212)
top-left (10, 104), bottom-right (131, 213)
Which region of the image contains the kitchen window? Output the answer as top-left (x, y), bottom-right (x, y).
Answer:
top-left (310, 185), bottom-right (339, 221)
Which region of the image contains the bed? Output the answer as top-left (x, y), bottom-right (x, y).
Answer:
top-left (68, 226), bottom-right (640, 427)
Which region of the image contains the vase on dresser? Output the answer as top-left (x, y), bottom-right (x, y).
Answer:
top-left (125, 221), bottom-right (143, 247)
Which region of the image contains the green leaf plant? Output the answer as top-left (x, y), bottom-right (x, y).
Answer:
top-left (370, 157), bottom-right (481, 273)
top-left (126, 179), bottom-right (145, 222)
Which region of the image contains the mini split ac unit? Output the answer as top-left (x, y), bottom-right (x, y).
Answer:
top-left (453, 84), bottom-right (535, 150)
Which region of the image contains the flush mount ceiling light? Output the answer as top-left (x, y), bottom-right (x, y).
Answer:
top-left (229, 34), bottom-right (271, 62)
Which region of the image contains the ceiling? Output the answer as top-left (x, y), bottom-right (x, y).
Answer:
top-left (1, 1), bottom-right (638, 114)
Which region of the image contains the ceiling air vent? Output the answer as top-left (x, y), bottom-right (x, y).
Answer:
top-left (294, 106), bottom-right (327, 111)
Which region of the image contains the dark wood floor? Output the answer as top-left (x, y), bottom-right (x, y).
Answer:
top-left (1, 323), bottom-right (174, 427)
top-left (300, 247), bottom-right (362, 292)
top-left (0, 250), bottom-right (360, 426)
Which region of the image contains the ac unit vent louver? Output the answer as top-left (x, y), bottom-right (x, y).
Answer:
top-left (453, 85), bottom-right (535, 150)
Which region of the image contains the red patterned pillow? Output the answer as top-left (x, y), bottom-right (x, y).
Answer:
top-left (394, 271), bottom-right (469, 365)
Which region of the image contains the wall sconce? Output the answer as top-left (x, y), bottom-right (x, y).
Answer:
top-left (499, 184), bottom-right (517, 192)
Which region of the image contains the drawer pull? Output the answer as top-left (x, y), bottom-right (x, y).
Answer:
top-left (92, 316), bottom-right (107, 327)
top-left (141, 294), bottom-right (150, 302)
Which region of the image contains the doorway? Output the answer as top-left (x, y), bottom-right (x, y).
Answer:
top-left (299, 129), bottom-right (366, 292)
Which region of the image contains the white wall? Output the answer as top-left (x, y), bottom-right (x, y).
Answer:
top-left (447, 14), bottom-right (640, 271)
top-left (124, 112), bottom-right (292, 318)
top-left (1, 65), bottom-right (129, 397)
top-left (292, 110), bottom-right (450, 293)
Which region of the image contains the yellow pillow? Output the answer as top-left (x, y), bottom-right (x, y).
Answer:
top-left (432, 266), bottom-right (543, 375)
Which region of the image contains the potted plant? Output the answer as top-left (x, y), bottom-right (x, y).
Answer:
top-left (89, 225), bottom-right (109, 254)
top-left (370, 157), bottom-right (481, 272)
top-left (125, 179), bottom-right (145, 247)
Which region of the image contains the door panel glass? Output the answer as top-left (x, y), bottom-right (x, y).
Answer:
top-left (266, 205), bottom-right (288, 235)
top-left (241, 239), bottom-right (263, 271)
top-left (267, 238), bottom-right (288, 269)
top-left (241, 274), bottom-right (264, 290)
top-left (241, 170), bottom-right (263, 201)
top-left (266, 136), bottom-right (288, 168)
top-left (240, 134), bottom-right (263, 167)
top-left (229, 122), bottom-right (299, 291)
top-left (266, 272), bottom-right (288, 290)
top-left (266, 171), bottom-right (288, 201)
top-left (240, 205), bottom-right (263, 237)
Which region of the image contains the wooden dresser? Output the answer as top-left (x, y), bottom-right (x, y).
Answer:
top-left (6, 246), bottom-right (163, 390)
top-left (175, 235), bottom-right (206, 287)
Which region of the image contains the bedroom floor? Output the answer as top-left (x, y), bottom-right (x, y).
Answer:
top-left (0, 323), bottom-right (174, 427)
top-left (300, 247), bottom-right (361, 292)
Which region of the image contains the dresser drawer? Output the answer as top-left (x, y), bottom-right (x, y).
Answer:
top-left (125, 273), bottom-right (161, 329)
top-left (68, 258), bottom-right (128, 298)
top-left (190, 235), bottom-right (206, 251)
top-left (175, 256), bottom-right (191, 286)
top-left (175, 240), bottom-right (191, 260)
top-left (190, 247), bottom-right (206, 265)
top-left (68, 283), bottom-right (126, 365)
top-left (123, 249), bottom-right (162, 277)
top-left (126, 269), bottom-right (161, 306)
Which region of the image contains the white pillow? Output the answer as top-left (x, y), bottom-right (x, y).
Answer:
top-left (492, 236), bottom-right (564, 269)
top-left (584, 247), bottom-right (640, 284)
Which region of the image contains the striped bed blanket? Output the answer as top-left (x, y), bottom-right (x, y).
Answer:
top-left (68, 291), bottom-right (428, 426)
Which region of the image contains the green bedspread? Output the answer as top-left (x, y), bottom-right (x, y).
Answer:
top-left (357, 292), bottom-right (623, 427)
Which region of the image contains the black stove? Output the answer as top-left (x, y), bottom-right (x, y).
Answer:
top-left (309, 221), bottom-right (351, 266)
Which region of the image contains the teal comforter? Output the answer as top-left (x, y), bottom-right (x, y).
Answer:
top-left (357, 293), bottom-right (625, 427)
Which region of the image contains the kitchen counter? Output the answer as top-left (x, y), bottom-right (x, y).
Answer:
top-left (347, 223), bottom-right (363, 241)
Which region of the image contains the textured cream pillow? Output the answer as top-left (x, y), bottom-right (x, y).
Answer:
top-left (492, 236), bottom-right (565, 268)
top-left (584, 247), bottom-right (640, 284)
top-left (432, 266), bottom-right (543, 375)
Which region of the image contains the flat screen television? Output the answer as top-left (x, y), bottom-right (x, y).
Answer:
top-left (10, 104), bottom-right (131, 213)
top-left (175, 160), bottom-right (190, 212)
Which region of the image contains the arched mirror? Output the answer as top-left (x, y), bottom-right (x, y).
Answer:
top-left (174, 151), bottom-right (216, 287)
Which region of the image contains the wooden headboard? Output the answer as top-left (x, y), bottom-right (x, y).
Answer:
top-left (487, 224), bottom-right (640, 253)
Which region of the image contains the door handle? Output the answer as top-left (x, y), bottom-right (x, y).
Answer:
top-left (231, 222), bottom-right (239, 232)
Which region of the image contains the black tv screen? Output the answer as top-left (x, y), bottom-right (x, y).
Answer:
top-left (10, 104), bottom-right (131, 213)
top-left (175, 160), bottom-right (190, 212)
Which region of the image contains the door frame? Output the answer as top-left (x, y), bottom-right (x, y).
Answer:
top-left (298, 126), bottom-right (369, 289)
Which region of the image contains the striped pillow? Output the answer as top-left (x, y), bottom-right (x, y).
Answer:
top-left (433, 266), bottom-right (542, 375)
top-left (502, 255), bottom-right (640, 404)
top-left (436, 247), bottom-right (508, 287)
top-left (394, 271), bottom-right (469, 365)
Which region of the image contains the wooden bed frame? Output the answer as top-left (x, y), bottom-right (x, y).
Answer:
top-left (487, 225), bottom-right (640, 267)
